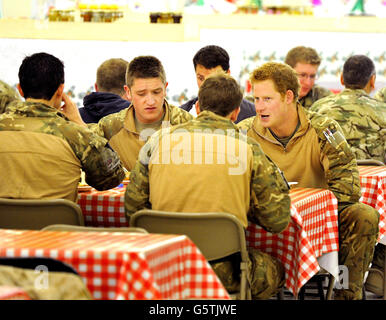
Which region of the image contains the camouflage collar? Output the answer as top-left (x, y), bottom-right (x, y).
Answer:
top-left (251, 103), bottom-right (310, 145)
top-left (124, 99), bottom-right (170, 134)
top-left (5, 100), bottom-right (68, 120)
top-left (341, 88), bottom-right (369, 97)
top-left (196, 110), bottom-right (239, 129)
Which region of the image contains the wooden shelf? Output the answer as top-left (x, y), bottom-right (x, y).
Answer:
top-left (0, 14), bottom-right (385, 42)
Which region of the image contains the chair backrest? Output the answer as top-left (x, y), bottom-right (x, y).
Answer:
top-left (42, 224), bottom-right (148, 234)
top-left (357, 159), bottom-right (385, 166)
top-left (0, 198), bottom-right (84, 230)
top-left (130, 210), bottom-right (248, 262)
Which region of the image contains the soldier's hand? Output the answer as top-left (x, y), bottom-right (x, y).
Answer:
top-left (60, 92), bottom-right (87, 127)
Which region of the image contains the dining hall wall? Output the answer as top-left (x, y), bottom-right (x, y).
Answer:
top-left (0, 29), bottom-right (385, 107)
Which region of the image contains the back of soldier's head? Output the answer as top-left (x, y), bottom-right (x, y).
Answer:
top-left (18, 52), bottom-right (64, 100)
top-left (250, 62), bottom-right (300, 101)
top-left (198, 73), bottom-right (242, 117)
top-left (125, 56), bottom-right (166, 88)
top-left (193, 45), bottom-right (230, 72)
top-left (96, 58), bottom-right (128, 96)
top-left (343, 55), bottom-right (375, 89)
top-left (285, 46), bottom-right (321, 68)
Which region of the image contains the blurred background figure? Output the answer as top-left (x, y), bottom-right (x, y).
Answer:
top-left (79, 58), bottom-right (131, 123)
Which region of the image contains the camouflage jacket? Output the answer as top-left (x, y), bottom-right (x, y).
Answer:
top-left (125, 110), bottom-right (291, 233)
top-left (238, 104), bottom-right (361, 212)
top-left (375, 87), bottom-right (386, 103)
top-left (0, 100), bottom-right (125, 190)
top-left (0, 80), bottom-right (21, 114)
top-left (310, 88), bottom-right (386, 163)
top-left (299, 84), bottom-right (332, 109)
top-left (91, 99), bottom-right (193, 171)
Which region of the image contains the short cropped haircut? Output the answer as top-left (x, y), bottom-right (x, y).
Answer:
top-left (198, 72), bottom-right (242, 117)
top-left (96, 58), bottom-right (128, 96)
top-left (193, 45), bottom-right (230, 72)
top-left (343, 55), bottom-right (375, 89)
top-left (125, 56), bottom-right (166, 88)
top-left (18, 52), bottom-right (64, 100)
top-left (250, 62), bottom-right (300, 101)
top-left (285, 46), bottom-right (321, 68)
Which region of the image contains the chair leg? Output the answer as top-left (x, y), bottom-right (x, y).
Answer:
top-left (326, 274), bottom-right (335, 300)
top-left (316, 276), bottom-right (325, 300)
top-left (298, 285), bottom-right (305, 300)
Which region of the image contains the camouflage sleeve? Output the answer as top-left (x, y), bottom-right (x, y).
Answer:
top-left (124, 144), bottom-right (152, 218)
top-left (248, 139), bottom-right (291, 233)
top-left (0, 93), bottom-right (17, 114)
top-left (312, 116), bottom-right (362, 210)
top-left (60, 123), bottom-right (125, 190)
top-left (89, 110), bottom-right (126, 140)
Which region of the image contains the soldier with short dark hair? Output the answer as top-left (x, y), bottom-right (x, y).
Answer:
top-left (238, 62), bottom-right (379, 300)
top-left (310, 55), bottom-right (386, 297)
top-left (92, 55), bottom-right (193, 171)
top-left (125, 73), bottom-right (291, 299)
top-left (285, 46), bottom-right (332, 109)
top-left (0, 52), bottom-right (125, 202)
top-left (179, 45), bottom-right (256, 122)
top-left (79, 58), bottom-right (131, 123)
top-left (310, 55), bottom-right (385, 163)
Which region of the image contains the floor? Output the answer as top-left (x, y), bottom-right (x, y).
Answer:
top-left (274, 278), bottom-right (384, 300)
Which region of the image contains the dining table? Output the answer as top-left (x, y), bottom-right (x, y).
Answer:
top-left (78, 186), bottom-right (339, 297)
top-left (0, 228), bottom-right (230, 300)
top-left (358, 165), bottom-right (386, 244)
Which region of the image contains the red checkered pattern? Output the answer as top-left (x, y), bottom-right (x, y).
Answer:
top-left (358, 166), bottom-right (386, 242)
top-left (79, 187), bottom-right (339, 297)
top-left (246, 188), bottom-right (339, 296)
top-left (0, 229), bottom-right (230, 300)
top-left (78, 187), bottom-right (128, 227)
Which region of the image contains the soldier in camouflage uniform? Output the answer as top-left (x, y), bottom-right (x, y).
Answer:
top-left (0, 79), bottom-right (21, 113)
top-left (285, 46), bottom-right (332, 109)
top-left (311, 55), bottom-right (386, 297)
top-left (0, 53), bottom-right (125, 202)
top-left (310, 55), bottom-right (385, 163)
top-left (374, 87), bottom-right (386, 103)
top-left (92, 56), bottom-right (192, 171)
top-left (238, 62), bottom-right (379, 300)
top-left (125, 73), bottom-right (291, 299)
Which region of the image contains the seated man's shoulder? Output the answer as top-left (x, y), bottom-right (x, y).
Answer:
top-left (169, 103), bottom-right (194, 123)
top-left (237, 116), bottom-right (255, 131)
top-left (306, 109), bottom-right (341, 136)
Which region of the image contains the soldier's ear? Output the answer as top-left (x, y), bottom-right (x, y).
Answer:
top-left (195, 100), bottom-right (200, 115)
top-left (230, 106), bottom-right (240, 122)
top-left (16, 84), bottom-right (24, 98)
top-left (124, 85), bottom-right (131, 100)
top-left (340, 74), bottom-right (345, 86)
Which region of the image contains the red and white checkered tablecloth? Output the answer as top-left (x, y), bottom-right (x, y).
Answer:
top-left (79, 187), bottom-right (338, 297)
top-left (0, 229), bottom-right (230, 300)
top-left (246, 188), bottom-right (338, 296)
top-left (358, 165), bottom-right (386, 243)
top-left (78, 187), bottom-right (128, 227)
